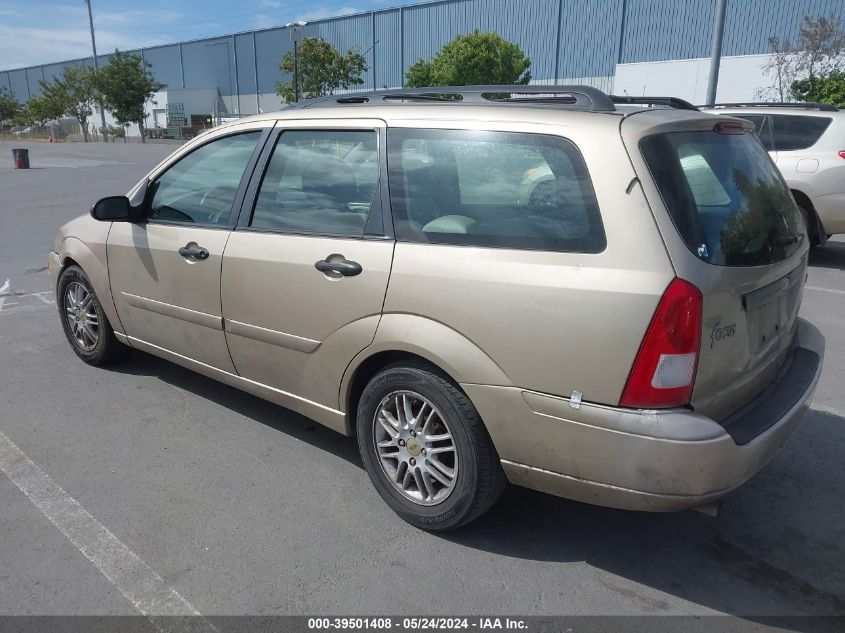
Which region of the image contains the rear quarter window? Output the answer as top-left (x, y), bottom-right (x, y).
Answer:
top-left (386, 128), bottom-right (605, 253)
top-left (771, 114), bottom-right (832, 151)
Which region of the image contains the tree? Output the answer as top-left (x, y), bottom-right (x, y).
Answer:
top-left (39, 66), bottom-right (97, 141)
top-left (276, 37), bottom-right (366, 103)
top-left (14, 95), bottom-right (63, 127)
top-left (794, 15), bottom-right (845, 84)
top-left (14, 97), bottom-right (56, 127)
top-left (0, 87), bottom-right (20, 125)
top-left (405, 31), bottom-right (531, 87)
top-left (405, 60), bottom-right (433, 89)
top-left (759, 15), bottom-right (844, 103)
top-left (96, 50), bottom-right (163, 143)
top-left (756, 36), bottom-right (797, 102)
top-left (791, 71), bottom-right (845, 106)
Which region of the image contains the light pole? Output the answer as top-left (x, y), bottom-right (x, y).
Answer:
top-left (84, 0), bottom-right (108, 140)
top-left (285, 21), bottom-right (307, 102)
top-left (705, 0), bottom-right (728, 106)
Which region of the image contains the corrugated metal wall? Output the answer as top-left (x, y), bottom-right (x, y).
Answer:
top-left (3, 0), bottom-right (843, 111)
top-left (620, 0), bottom-right (845, 63)
top-left (722, 0), bottom-right (845, 57)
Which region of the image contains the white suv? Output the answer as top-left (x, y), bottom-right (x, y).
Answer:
top-left (703, 103), bottom-right (844, 246)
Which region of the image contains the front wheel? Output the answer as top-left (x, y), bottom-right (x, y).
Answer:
top-left (356, 361), bottom-right (507, 531)
top-left (799, 203), bottom-right (821, 247)
top-left (57, 265), bottom-right (127, 366)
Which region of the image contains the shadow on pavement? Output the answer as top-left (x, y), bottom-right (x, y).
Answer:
top-left (443, 408), bottom-right (845, 629)
top-left (108, 350), bottom-right (844, 628)
top-left (109, 349), bottom-right (363, 468)
top-left (809, 240), bottom-right (845, 271)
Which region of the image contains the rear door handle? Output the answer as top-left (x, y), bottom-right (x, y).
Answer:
top-left (178, 244), bottom-right (209, 260)
top-left (314, 258), bottom-right (362, 277)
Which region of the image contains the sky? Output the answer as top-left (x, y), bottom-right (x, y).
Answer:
top-left (0, 0), bottom-right (424, 70)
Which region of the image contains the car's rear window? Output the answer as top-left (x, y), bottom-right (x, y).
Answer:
top-left (386, 128), bottom-right (605, 252)
top-left (640, 129), bottom-right (804, 267)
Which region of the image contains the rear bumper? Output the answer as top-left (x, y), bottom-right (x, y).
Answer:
top-left (463, 319), bottom-right (824, 512)
top-left (812, 192), bottom-right (845, 235)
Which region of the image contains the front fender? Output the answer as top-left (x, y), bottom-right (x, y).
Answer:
top-left (56, 233), bottom-right (124, 336)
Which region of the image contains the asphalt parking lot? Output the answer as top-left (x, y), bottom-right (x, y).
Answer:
top-left (1, 141), bottom-right (844, 628)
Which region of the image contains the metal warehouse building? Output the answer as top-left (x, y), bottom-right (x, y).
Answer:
top-left (2, 0), bottom-right (844, 133)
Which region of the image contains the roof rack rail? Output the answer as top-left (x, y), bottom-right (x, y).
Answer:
top-left (284, 86), bottom-right (705, 114)
top-left (287, 85), bottom-right (619, 111)
top-left (702, 102), bottom-right (839, 112)
top-left (609, 95), bottom-right (699, 111)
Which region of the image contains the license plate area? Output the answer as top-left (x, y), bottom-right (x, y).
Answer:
top-left (744, 266), bottom-right (802, 357)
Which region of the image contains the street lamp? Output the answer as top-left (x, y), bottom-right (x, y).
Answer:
top-left (285, 21), bottom-right (307, 102)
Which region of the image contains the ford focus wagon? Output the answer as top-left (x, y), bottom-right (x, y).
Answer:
top-left (49, 86), bottom-right (824, 530)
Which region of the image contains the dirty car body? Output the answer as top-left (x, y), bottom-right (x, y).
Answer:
top-left (49, 86), bottom-right (824, 529)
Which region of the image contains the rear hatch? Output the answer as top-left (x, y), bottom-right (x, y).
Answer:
top-left (624, 112), bottom-right (808, 421)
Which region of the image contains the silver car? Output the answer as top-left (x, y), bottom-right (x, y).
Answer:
top-left (703, 103), bottom-right (845, 246)
top-left (49, 86), bottom-right (824, 530)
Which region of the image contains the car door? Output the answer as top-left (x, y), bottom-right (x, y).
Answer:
top-left (221, 120), bottom-right (394, 411)
top-left (107, 125), bottom-right (270, 371)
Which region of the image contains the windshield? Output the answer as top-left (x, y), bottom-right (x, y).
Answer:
top-left (640, 129), bottom-right (804, 266)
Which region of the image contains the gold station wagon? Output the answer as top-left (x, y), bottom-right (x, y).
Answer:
top-left (49, 86), bottom-right (824, 530)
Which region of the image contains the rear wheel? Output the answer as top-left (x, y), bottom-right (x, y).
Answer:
top-left (356, 361), bottom-right (507, 531)
top-left (58, 265), bottom-right (127, 366)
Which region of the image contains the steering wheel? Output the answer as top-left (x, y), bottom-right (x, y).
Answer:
top-left (200, 187), bottom-right (236, 224)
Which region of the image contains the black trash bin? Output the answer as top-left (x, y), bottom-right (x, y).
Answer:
top-left (12, 148), bottom-right (30, 169)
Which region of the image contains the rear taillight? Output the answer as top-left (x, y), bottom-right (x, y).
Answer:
top-left (839, 150), bottom-right (845, 160)
top-left (620, 278), bottom-right (703, 409)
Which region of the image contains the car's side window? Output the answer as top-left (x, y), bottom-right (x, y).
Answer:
top-left (386, 128), bottom-right (605, 253)
top-left (770, 114), bottom-right (832, 151)
top-left (249, 129), bottom-right (379, 237)
top-left (147, 132), bottom-right (262, 225)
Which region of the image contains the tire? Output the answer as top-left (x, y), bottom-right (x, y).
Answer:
top-left (798, 202), bottom-right (821, 247)
top-left (356, 361), bottom-right (507, 531)
top-left (57, 265), bottom-right (127, 366)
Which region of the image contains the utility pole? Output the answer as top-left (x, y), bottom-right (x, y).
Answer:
top-left (85, 0), bottom-right (108, 140)
top-left (286, 21), bottom-right (307, 102)
top-left (705, 0), bottom-right (728, 106)
top-left (294, 38), bottom-right (299, 102)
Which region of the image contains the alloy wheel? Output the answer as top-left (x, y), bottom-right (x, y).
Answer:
top-left (373, 390), bottom-right (458, 506)
top-left (64, 281), bottom-right (99, 351)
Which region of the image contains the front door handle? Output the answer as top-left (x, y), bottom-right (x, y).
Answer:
top-left (314, 258), bottom-right (362, 277)
top-left (178, 243), bottom-right (209, 260)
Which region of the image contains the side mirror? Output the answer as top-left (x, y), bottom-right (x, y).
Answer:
top-left (91, 196), bottom-right (141, 222)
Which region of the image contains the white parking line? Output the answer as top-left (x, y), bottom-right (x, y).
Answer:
top-left (0, 429), bottom-right (216, 633)
top-left (0, 290), bottom-right (54, 316)
top-left (806, 286), bottom-right (845, 296)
